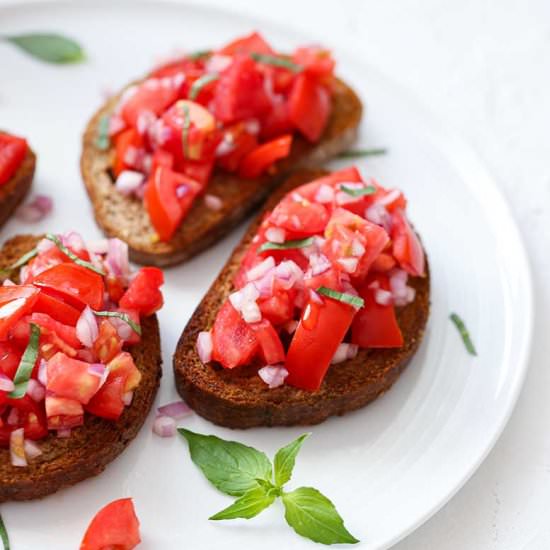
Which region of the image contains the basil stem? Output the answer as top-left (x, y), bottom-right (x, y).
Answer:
top-left (186, 49), bottom-right (212, 61)
top-left (0, 248), bottom-right (38, 278)
top-left (317, 286), bottom-right (364, 309)
top-left (46, 234), bottom-right (105, 276)
top-left (340, 185), bottom-right (376, 197)
top-left (189, 73), bottom-right (219, 101)
top-left (449, 313), bottom-right (477, 356)
top-left (250, 52), bottom-right (302, 73)
top-left (259, 237), bottom-right (314, 253)
top-left (0, 513), bottom-right (9, 550)
top-left (337, 148), bottom-right (388, 158)
top-left (93, 311), bottom-right (141, 336)
top-left (9, 323), bottom-right (40, 399)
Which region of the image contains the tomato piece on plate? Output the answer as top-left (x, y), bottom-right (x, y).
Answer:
top-left (285, 296), bottom-right (356, 391)
top-left (239, 134), bottom-right (293, 179)
top-left (250, 319), bottom-right (285, 364)
top-left (0, 133), bottom-right (28, 185)
top-left (93, 320), bottom-right (123, 364)
top-left (219, 31), bottom-right (274, 56)
top-left (32, 262), bottom-right (105, 310)
top-left (269, 194), bottom-right (329, 237)
top-left (119, 267), bottom-right (164, 316)
top-left (391, 209), bottom-right (425, 277)
top-left (85, 375), bottom-right (125, 420)
top-left (288, 73), bottom-right (331, 142)
top-left (80, 498), bottom-right (141, 550)
top-left (211, 300), bottom-right (258, 369)
top-left (32, 291), bottom-right (81, 326)
top-left (0, 285), bottom-right (40, 340)
top-left (45, 395), bottom-right (84, 430)
top-left (292, 46), bottom-right (335, 79)
top-left (113, 128), bottom-right (144, 178)
top-left (351, 274), bottom-right (403, 348)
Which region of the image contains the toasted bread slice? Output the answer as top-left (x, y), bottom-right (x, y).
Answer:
top-left (81, 78), bottom-right (362, 267)
top-left (0, 235), bottom-right (162, 502)
top-left (0, 135), bottom-right (35, 229)
top-left (173, 170), bottom-right (430, 428)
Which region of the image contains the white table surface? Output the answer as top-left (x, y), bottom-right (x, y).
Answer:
top-left (3, 0), bottom-right (550, 548)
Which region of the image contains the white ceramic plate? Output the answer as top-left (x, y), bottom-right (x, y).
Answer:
top-left (0, 1), bottom-right (533, 548)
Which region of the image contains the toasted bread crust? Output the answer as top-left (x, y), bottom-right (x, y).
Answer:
top-left (80, 78), bottom-right (362, 266)
top-left (173, 171), bottom-right (430, 428)
top-left (0, 235), bottom-right (162, 502)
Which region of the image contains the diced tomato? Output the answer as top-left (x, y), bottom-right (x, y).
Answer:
top-left (258, 289), bottom-right (295, 326)
top-left (107, 352), bottom-right (142, 392)
top-left (0, 341), bottom-right (23, 379)
top-left (211, 300), bottom-right (258, 369)
top-left (294, 167), bottom-right (363, 201)
top-left (214, 55), bottom-right (271, 123)
top-left (238, 134), bottom-right (292, 179)
top-left (23, 408), bottom-right (49, 441)
top-left (119, 267), bottom-right (164, 316)
top-left (352, 275), bottom-right (403, 348)
top-left (93, 320), bottom-right (123, 364)
top-left (150, 56), bottom-right (205, 79)
top-left (269, 195), bottom-right (329, 237)
top-left (145, 165), bottom-right (201, 241)
top-left (85, 375), bottom-right (125, 421)
top-left (116, 308), bottom-right (141, 345)
top-left (33, 291), bottom-right (81, 326)
top-left (0, 285), bottom-right (39, 340)
top-left (288, 73), bottom-right (331, 142)
top-left (292, 46), bottom-right (335, 79)
top-left (45, 396), bottom-right (84, 430)
top-left (376, 188), bottom-right (407, 212)
top-left (285, 296), bottom-right (356, 391)
top-left (250, 319), bottom-right (285, 364)
top-left (219, 31), bottom-right (274, 56)
top-left (151, 148), bottom-right (174, 172)
top-left (216, 123), bottom-right (258, 173)
top-left (0, 133), bottom-right (28, 186)
top-left (80, 498), bottom-right (141, 550)
top-left (304, 267), bottom-right (342, 291)
top-left (32, 263), bottom-right (105, 310)
top-left (113, 129), bottom-right (144, 178)
top-left (0, 396), bottom-right (48, 446)
top-left (371, 253), bottom-right (397, 273)
top-left (176, 157), bottom-right (214, 187)
top-left (260, 100), bottom-right (292, 140)
top-left (31, 313), bottom-right (81, 349)
top-left (391, 210), bottom-right (425, 277)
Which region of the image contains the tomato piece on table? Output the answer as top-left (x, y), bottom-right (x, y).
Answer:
top-left (80, 498), bottom-right (141, 550)
top-left (0, 285), bottom-right (40, 340)
top-left (351, 274), bottom-right (403, 348)
top-left (113, 128), bottom-right (144, 178)
top-left (268, 194), bottom-right (329, 237)
top-left (119, 267), bottom-right (164, 316)
top-left (85, 375), bottom-right (125, 420)
top-left (0, 133), bottom-right (28, 185)
top-left (391, 210), bottom-right (425, 277)
top-left (32, 262), bottom-right (105, 310)
top-left (219, 31), bottom-right (274, 56)
top-left (211, 300), bottom-right (258, 369)
top-left (288, 73), bottom-right (331, 142)
top-left (285, 296), bottom-right (356, 391)
top-left (250, 319), bottom-right (285, 364)
top-left (239, 134), bottom-right (293, 179)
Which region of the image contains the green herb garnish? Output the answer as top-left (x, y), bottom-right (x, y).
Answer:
top-left (186, 49), bottom-right (212, 61)
top-left (250, 52), bottom-right (303, 73)
top-left (95, 115), bottom-right (110, 151)
top-left (45, 233), bottom-right (105, 276)
top-left (340, 185), bottom-right (376, 197)
top-left (317, 286), bottom-right (364, 309)
top-left (181, 103), bottom-right (191, 159)
top-left (258, 236), bottom-right (314, 253)
top-left (9, 323), bottom-right (40, 399)
top-left (0, 247), bottom-right (38, 278)
top-left (3, 33), bottom-right (85, 64)
top-left (450, 313), bottom-right (477, 356)
top-left (189, 73), bottom-right (219, 101)
top-left (180, 430), bottom-right (358, 545)
top-left (0, 513), bottom-right (9, 550)
top-left (337, 148), bottom-right (388, 159)
top-left (93, 311), bottom-right (141, 336)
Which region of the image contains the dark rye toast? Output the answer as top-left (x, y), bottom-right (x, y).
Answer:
top-left (0, 136), bottom-right (35, 229)
top-left (80, 78), bottom-right (362, 267)
top-left (0, 235), bottom-right (162, 502)
top-left (173, 170), bottom-right (430, 428)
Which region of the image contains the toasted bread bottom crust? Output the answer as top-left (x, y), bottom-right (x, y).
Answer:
top-left (0, 236), bottom-right (162, 502)
top-left (173, 171), bottom-right (430, 428)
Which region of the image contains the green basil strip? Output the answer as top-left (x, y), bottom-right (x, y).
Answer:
top-left (93, 311), bottom-right (141, 336)
top-left (3, 33), bottom-right (85, 64)
top-left (95, 115), bottom-right (111, 151)
top-left (181, 103), bottom-right (191, 159)
top-left (317, 286), bottom-right (364, 309)
top-left (186, 49), bottom-right (212, 61)
top-left (259, 237), bottom-right (314, 253)
top-left (0, 513), bottom-right (10, 550)
top-left (189, 73), bottom-right (219, 101)
top-left (337, 148), bottom-right (388, 159)
top-left (340, 185), bottom-right (376, 198)
top-left (0, 247), bottom-right (38, 278)
top-left (9, 324), bottom-right (40, 399)
top-left (45, 234), bottom-right (105, 276)
top-left (250, 52), bottom-right (303, 73)
top-left (449, 313), bottom-right (477, 356)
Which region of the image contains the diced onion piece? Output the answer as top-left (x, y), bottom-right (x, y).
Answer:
top-left (152, 415), bottom-right (177, 438)
top-left (158, 400), bottom-right (192, 420)
top-left (241, 300), bottom-right (262, 323)
top-left (314, 184), bottom-right (334, 204)
top-left (265, 227), bottom-right (285, 244)
top-left (337, 257), bottom-right (358, 274)
top-left (115, 170), bottom-right (145, 196)
top-left (309, 253), bottom-right (331, 276)
top-left (331, 343), bottom-right (359, 364)
top-left (26, 378), bottom-right (45, 402)
top-left (24, 439), bottom-right (42, 460)
top-left (76, 306), bottom-right (99, 348)
top-left (374, 289), bottom-right (393, 306)
top-left (204, 194), bottom-right (223, 211)
top-left (10, 428), bottom-right (27, 467)
top-left (0, 373), bottom-right (14, 393)
top-left (196, 331), bottom-right (213, 363)
top-left (258, 365), bottom-right (289, 389)
top-left (283, 320), bottom-right (298, 334)
top-left (38, 359), bottom-right (48, 386)
top-left (246, 257), bottom-right (275, 282)
top-left (122, 391), bottom-right (134, 406)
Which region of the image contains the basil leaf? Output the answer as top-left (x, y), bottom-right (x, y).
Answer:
top-left (0, 247), bottom-right (37, 278)
top-left (340, 185), bottom-right (376, 198)
top-left (258, 237), bottom-right (313, 253)
top-left (186, 49), bottom-right (212, 61)
top-left (337, 148), bottom-right (387, 159)
top-left (250, 52), bottom-right (302, 73)
top-left (209, 485), bottom-right (277, 521)
top-left (45, 233), bottom-right (105, 275)
top-left (179, 429), bottom-right (273, 496)
top-left (0, 513), bottom-right (9, 550)
top-left (95, 115), bottom-right (110, 151)
top-left (450, 313), bottom-right (477, 356)
top-left (9, 323), bottom-right (40, 399)
top-left (4, 33), bottom-right (84, 64)
top-left (93, 311), bottom-right (141, 336)
top-left (274, 433), bottom-right (309, 487)
top-left (189, 73), bottom-right (219, 101)
top-left (317, 286), bottom-right (364, 309)
top-left (282, 487), bottom-right (359, 545)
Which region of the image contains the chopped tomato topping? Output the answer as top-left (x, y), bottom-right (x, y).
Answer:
top-left (119, 267), bottom-right (164, 316)
top-left (391, 209), bottom-right (425, 277)
top-left (85, 375), bottom-right (125, 420)
top-left (220, 32), bottom-right (275, 56)
top-left (250, 320), bottom-right (285, 365)
top-left (0, 133), bottom-right (28, 185)
top-left (0, 286), bottom-right (40, 340)
top-left (113, 128), bottom-right (144, 177)
top-left (238, 134), bottom-right (292, 179)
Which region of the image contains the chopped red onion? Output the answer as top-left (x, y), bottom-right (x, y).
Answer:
top-left (0, 298), bottom-right (26, 319)
top-left (351, 239), bottom-right (366, 257)
top-left (158, 400), bottom-right (192, 420)
top-left (241, 300), bottom-right (262, 323)
top-left (196, 331), bottom-right (213, 363)
top-left (331, 343), bottom-right (359, 364)
top-left (57, 428), bottom-right (71, 438)
top-left (335, 191), bottom-right (361, 206)
top-left (122, 391), bottom-right (134, 406)
top-left (365, 203), bottom-right (392, 231)
top-left (283, 320), bottom-right (298, 334)
top-left (76, 306), bottom-right (99, 348)
top-left (109, 114), bottom-right (126, 136)
top-left (253, 268), bottom-right (275, 298)
top-left (24, 439), bottom-right (42, 459)
top-left (105, 238), bottom-right (130, 282)
top-left (153, 415), bottom-right (177, 437)
top-left (246, 256), bottom-right (275, 282)
top-left (176, 184), bottom-right (188, 198)
top-left (26, 379), bottom-right (45, 402)
top-left (2, 279), bottom-right (15, 286)
top-left (258, 365), bottom-right (288, 389)
top-left (374, 288), bottom-right (393, 306)
top-left (206, 54), bottom-right (232, 72)
top-left (314, 184), bottom-right (334, 204)
top-left (274, 260), bottom-right (304, 290)
top-left (204, 194), bottom-right (223, 211)
top-left (244, 119), bottom-right (260, 135)
top-left (265, 227), bottom-right (285, 244)
top-left (389, 268), bottom-right (416, 306)
top-left (86, 238), bottom-right (109, 255)
top-left (10, 428), bottom-right (27, 467)
top-left (7, 408), bottom-right (20, 426)
top-left (110, 315), bottom-right (134, 341)
top-left (309, 289), bottom-right (324, 305)
top-left (115, 170), bottom-right (145, 196)
top-left (378, 189), bottom-right (402, 207)
top-left (38, 359), bottom-right (48, 386)
top-left (62, 231), bottom-right (88, 257)
top-left (337, 257), bottom-right (358, 274)
top-left (15, 193), bottom-right (53, 223)
top-left (76, 349), bottom-right (96, 363)
top-left (0, 373), bottom-right (14, 393)
top-left (309, 253), bottom-right (331, 276)
top-left (88, 363), bottom-right (107, 378)
top-left (136, 109), bottom-right (157, 135)
top-left (215, 134), bottom-right (236, 157)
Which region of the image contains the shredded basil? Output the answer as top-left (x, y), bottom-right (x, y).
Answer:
top-left (317, 286), bottom-right (364, 309)
top-left (9, 323), bottom-right (40, 399)
top-left (181, 103), bottom-right (191, 159)
top-left (0, 513), bottom-right (9, 550)
top-left (45, 233), bottom-right (105, 276)
top-left (250, 52), bottom-right (302, 73)
top-left (93, 311), bottom-right (141, 336)
top-left (259, 237), bottom-right (314, 253)
top-left (189, 73), bottom-right (219, 101)
top-left (450, 313), bottom-right (477, 356)
top-left (186, 49), bottom-right (212, 61)
top-left (0, 247), bottom-right (38, 278)
top-left (95, 114), bottom-right (110, 151)
top-left (337, 148), bottom-right (388, 158)
top-left (3, 33), bottom-right (84, 64)
top-left (340, 185), bottom-right (376, 197)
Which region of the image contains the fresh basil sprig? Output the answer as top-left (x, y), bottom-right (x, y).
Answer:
top-left (189, 73), bottom-right (219, 101)
top-left (0, 248), bottom-right (38, 278)
top-left (0, 512), bottom-right (9, 550)
top-left (93, 311), bottom-right (141, 336)
top-left (9, 323), bottom-right (40, 399)
top-left (341, 185), bottom-right (376, 198)
top-left (337, 148), bottom-right (387, 159)
top-left (250, 52), bottom-right (303, 73)
top-left (180, 429), bottom-right (358, 545)
top-left (46, 233), bottom-right (105, 276)
top-left (317, 286), bottom-right (364, 309)
top-left (3, 33), bottom-right (85, 64)
top-left (258, 236), bottom-right (314, 253)
top-left (450, 312), bottom-right (477, 356)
